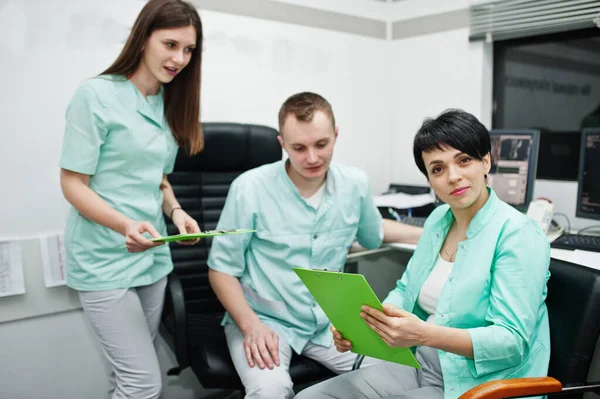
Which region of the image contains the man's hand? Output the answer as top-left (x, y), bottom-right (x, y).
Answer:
top-left (242, 322), bottom-right (281, 369)
top-left (331, 325), bottom-right (352, 353)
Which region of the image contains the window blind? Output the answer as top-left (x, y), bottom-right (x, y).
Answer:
top-left (470, 0), bottom-right (600, 42)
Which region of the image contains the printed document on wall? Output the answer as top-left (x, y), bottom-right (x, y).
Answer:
top-left (40, 233), bottom-right (67, 287)
top-left (0, 241), bottom-right (26, 297)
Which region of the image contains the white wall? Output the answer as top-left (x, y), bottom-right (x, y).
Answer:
top-left (389, 27), bottom-right (489, 185)
top-left (0, 0), bottom-right (144, 239)
top-left (199, 10), bottom-right (392, 194)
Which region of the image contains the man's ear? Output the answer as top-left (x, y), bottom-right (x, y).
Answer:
top-left (277, 135), bottom-right (285, 150)
top-left (334, 126), bottom-right (339, 140)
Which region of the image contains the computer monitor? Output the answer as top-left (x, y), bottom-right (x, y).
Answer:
top-left (488, 129), bottom-right (540, 210)
top-left (576, 128), bottom-right (600, 221)
top-left (536, 131), bottom-right (581, 181)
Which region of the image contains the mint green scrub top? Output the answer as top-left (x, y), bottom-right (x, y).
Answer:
top-left (207, 161), bottom-right (384, 353)
top-left (60, 76), bottom-right (179, 291)
top-left (384, 189), bottom-right (551, 399)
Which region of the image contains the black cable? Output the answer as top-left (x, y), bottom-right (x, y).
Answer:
top-left (578, 225), bottom-right (600, 235)
top-left (352, 354), bottom-right (365, 370)
top-left (553, 212), bottom-right (571, 234)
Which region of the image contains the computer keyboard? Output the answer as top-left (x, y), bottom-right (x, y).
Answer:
top-left (398, 216), bottom-right (427, 228)
top-left (550, 233), bottom-right (600, 253)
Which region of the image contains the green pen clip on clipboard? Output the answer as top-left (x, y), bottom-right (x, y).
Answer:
top-left (293, 268), bottom-right (421, 368)
top-left (120, 228), bottom-right (255, 248)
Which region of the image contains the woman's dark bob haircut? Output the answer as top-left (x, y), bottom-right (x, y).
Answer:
top-left (413, 109), bottom-right (491, 178)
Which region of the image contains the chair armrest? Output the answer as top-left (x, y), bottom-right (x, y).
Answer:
top-left (165, 273), bottom-right (189, 375)
top-left (458, 377), bottom-right (562, 399)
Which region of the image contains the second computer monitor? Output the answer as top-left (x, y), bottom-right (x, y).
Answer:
top-left (576, 128), bottom-right (600, 221)
top-left (488, 129), bottom-right (540, 210)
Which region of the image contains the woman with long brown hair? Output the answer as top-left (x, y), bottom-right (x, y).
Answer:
top-left (59, 1), bottom-right (203, 397)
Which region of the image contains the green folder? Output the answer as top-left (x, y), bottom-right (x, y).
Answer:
top-left (151, 228), bottom-right (255, 243)
top-left (293, 268), bottom-right (421, 368)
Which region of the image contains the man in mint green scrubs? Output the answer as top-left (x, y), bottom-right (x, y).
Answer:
top-left (208, 92), bottom-right (424, 398)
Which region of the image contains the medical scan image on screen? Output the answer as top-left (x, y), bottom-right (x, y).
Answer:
top-left (488, 135), bottom-right (533, 206)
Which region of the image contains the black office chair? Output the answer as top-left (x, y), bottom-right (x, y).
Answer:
top-left (161, 123), bottom-right (335, 397)
top-left (460, 258), bottom-right (600, 399)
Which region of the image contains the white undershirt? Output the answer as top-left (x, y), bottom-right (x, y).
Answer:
top-left (418, 255), bottom-right (454, 323)
top-left (304, 183), bottom-right (326, 209)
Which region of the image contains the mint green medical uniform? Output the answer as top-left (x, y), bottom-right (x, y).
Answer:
top-left (60, 75), bottom-right (179, 291)
top-left (207, 161), bottom-right (384, 354)
top-left (298, 188), bottom-right (551, 399)
top-left (384, 188), bottom-right (551, 398)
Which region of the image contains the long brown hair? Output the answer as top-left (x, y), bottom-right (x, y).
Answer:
top-left (102, 0), bottom-right (204, 155)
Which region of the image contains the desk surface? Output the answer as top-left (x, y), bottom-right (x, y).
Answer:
top-left (380, 242), bottom-right (600, 271)
top-left (347, 245), bottom-right (393, 259)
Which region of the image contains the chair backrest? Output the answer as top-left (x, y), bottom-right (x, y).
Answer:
top-left (547, 259), bottom-right (600, 386)
top-left (166, 123), bottom-right (282, 314)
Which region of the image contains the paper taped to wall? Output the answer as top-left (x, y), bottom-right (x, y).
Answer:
top-left (39, 233), bottom-right (67, 288)
top-left (0, 241), bottom-right (26, 297)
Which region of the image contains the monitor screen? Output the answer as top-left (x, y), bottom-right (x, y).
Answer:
top-left (488, 129), bottom-right (540, 209)
top-left (536, 131), bottom-right (581, 181)
top-left (576, 129), bottom-right (600, 221)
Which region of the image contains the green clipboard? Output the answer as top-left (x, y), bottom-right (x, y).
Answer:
top-left (293, 268), bottom-right (421, 368)
top-left (151, 228), bottom-right (255, 243)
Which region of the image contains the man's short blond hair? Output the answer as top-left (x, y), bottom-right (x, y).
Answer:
top-left (278, 92), bottom-right (336, 136)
